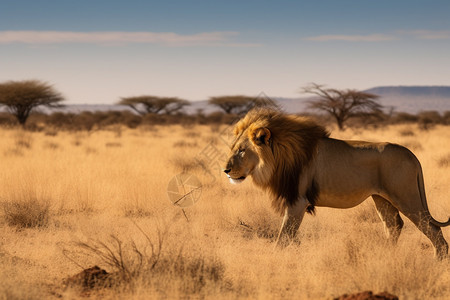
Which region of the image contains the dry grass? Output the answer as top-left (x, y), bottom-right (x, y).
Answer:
top-left (0, 123), bottom-right (449, 299)
top-left (2, 197), bottom-right (50, 228)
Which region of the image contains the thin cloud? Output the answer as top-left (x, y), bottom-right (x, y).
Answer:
top-left (306, 33), bottom-right (395, 42)
top-left (307, 30), bottom-right (450, 42)
top-left (400, 30), bottom-right (450, 40)
top-left (0, 30), bottom-right (260, 47)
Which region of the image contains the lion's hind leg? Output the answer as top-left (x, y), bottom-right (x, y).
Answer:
top-left (388, 194), bottom-right (449, 260)
top-left (401, 210), bottom-right (449, 260)
top-left (372, 195), bottom-right (404, 244)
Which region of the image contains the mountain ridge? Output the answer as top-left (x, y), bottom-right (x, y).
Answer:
top-left (365, 86), bottom-right (450, 98)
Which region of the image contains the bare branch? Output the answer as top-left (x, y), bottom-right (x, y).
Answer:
top-left (303, 83), bottom-right (383, 130)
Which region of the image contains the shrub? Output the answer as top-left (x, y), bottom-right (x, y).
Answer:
top-left (170, 156), bottom-right (199, 173)
top-left (442, 111), bottom-right (450, 125)
top-left (392, 112), bottom-right (419, 124)
top-left (438, 154), bottom-right (450, 168)
top-left (64, 222), bottom-right (227, 295)
top-left (173, 140), bottom-right (198, 148)
top-left (418, 110), bottom-right (442, 129)
top-left (398, 128), bottom-right (415, 137)
top-left (2, 197), bottom-right (50, 228)
top-left (0, 112), bottom-right (15, 126)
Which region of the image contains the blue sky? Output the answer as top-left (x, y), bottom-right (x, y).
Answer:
top-left (1, 0), bottom-right (450, 104)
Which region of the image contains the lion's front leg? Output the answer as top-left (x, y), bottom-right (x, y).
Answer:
top-left (275, 198), bottom-right (309, 247)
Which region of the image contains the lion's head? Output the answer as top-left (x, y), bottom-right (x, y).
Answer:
top-left (224, 109), bottom-right (329, 214)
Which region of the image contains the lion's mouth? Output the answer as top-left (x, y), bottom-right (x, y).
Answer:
top-left (227, 175), bottom-right (246, 184)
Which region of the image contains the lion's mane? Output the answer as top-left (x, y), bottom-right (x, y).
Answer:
top-left (234, 109), bottom-right (330, 215)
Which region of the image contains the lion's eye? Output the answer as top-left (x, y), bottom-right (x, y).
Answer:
top-left (238, 148), bottom-right (245, 154)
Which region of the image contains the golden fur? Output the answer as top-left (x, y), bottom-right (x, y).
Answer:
top-left (224, 109), bottom-right (450, 259)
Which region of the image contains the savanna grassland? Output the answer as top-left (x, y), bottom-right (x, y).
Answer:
top-left (0, 122), bottom-right (449, 299)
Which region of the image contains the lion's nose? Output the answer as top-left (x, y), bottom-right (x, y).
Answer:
top-left (223, 169), bottom-right (231, 174)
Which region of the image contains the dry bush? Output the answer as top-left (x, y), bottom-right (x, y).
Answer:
top-left (71, 136), bottom-right (83, 146)
top-left (235, 209), bottom-right (279, 241)
top-left (209, 124), bottom-right (222, 133)
top-left (443, 111), bottom-right (450, 125)
top-left (170, 155), bottom-right (199, 173)
top-left (105, 142), bottom-right (122, 147)
top-left (391, 112), bottom-right (419, 124)
top-left (1, 131), bottom-right (35, 156)
top-left (45, 111), bottom-right (73, 128)
top-left (44, 129), bottom-right (58, 136)
top-left (65, 223), bottom-right (228, 296)
top-left (14, 131), bottom-right (33, 149)
top-left (172, 140), bottom-right (198, 148)
top-left (85, 147), bottom-right (98, 154)
top-left (123, 207), bottom-right (153, 218)
top-left (184, 130), bottom-right (201, 138)
top-left (5, 109), bottom-right (449, 131)
top-left (122, 199), bottom-right (154, 218)
top-left (161, 254), bottom-right (227, 295)
top-left (438, 154), bottom-right (450, 168)
top-left (44, 111), bottom-right (142, 131)
top-left (398, 128), bottom-right (415, 137)
top-left (2, 197), bottom-right (50, 228)
top-left (204, 111), bottom-right (227, 123)
top-left (140, 113), bottom-right (195, 127)
top-left (418, 111), bottom-right (442, 130)
top-left (66, 222), bottom-right (168, 282)
top-left (3, 148), bottom-right (24, 156)
top-left (111, 125), bottom-right (123, 137)
top-left (0, 112), bottom-right (15, 126)
top-left (43, 141), bottom-right (60, 150)
top-left (346, 113), bottom-right (388, 130)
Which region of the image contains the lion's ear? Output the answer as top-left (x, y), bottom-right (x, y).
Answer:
top-left (251, 127), bottom-right (271, 146)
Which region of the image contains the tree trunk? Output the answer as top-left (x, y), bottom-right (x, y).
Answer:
top-left (16, 113), bottom-right (28, 126)
top-left (336, 117), bottom-right (345, 130)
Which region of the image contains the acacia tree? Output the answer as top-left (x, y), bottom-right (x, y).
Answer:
top-left (303, 83), bottom-right (382, 130)
top-left (208, 95), bottom-right (278, 115)
top-left (0, 80), bottom-right (64, 126)
top-left (118, 96), bottom-right (189, 115)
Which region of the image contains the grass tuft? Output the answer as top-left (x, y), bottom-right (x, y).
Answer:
top-left (64, 222), bottom-right (228, 296)
top-left (3, 197), bottom-right (50, 228)
top-left (438, 154), bottom-right (450, 168)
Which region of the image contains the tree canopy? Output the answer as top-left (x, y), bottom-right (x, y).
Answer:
top-left (303, 83), bottom-right (382, 130)
top-left (0, 80), bottom-right (64, 125)
top-left (208, 95), bottom-right (278, 115)
top-left (118, 96), bottom-right (190, 115)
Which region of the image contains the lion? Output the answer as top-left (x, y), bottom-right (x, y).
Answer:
top-left (223, 109), bottom-right (450, 259)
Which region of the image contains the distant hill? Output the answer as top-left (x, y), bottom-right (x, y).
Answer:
top-left (365, 86), bottom-right (450, 98)
top-left (364, 86), bottom-right (450, 113)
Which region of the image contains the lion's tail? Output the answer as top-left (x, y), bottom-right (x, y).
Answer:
top-left (417, 165), bottom-right (450, 227)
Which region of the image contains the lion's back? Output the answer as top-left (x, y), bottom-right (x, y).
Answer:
top-left (314, 138), bottom-right (421, 207)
